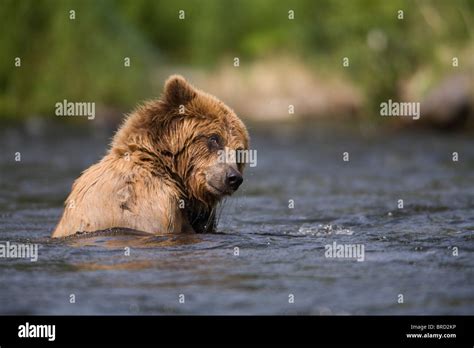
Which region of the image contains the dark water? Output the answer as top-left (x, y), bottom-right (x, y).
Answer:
top-left (0, 121), bottom-right (473, 315)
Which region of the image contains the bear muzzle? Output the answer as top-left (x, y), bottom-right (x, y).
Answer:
top-left (226, 167), bottom-right (243, 191)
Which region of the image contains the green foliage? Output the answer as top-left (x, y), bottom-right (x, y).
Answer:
top-left (0, 0), bottom-right (154, 119)
top-left (1, 0), bottom-right (472, 119)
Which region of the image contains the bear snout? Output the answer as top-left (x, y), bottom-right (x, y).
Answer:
top-left (205, 164), bottom-right (243, 196)
top-left (226, 167), bottom-right (243, 191)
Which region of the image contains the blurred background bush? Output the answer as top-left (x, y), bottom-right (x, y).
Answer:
top-left (1, 0), bottom-right (473, 129)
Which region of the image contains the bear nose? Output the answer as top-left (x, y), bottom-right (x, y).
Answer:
top-left (226, 168), bottom-right (243, 191)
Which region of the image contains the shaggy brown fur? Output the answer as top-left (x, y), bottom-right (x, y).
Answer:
top-left (52, 75), bottom-right (249, 238)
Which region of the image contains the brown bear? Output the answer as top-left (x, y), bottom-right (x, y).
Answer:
top-left (52, 75), bottom-right (249, 238)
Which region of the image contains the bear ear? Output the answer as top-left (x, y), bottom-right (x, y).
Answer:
top-left (163, 75), bottom-right (196, 106)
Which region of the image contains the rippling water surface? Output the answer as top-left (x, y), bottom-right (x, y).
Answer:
top-left (0, 122), bottom-right (473, 314)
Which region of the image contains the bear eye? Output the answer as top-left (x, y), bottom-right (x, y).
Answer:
top-left (207, 134), bottom-right (221, 149)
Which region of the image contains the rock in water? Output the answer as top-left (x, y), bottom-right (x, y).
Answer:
top-left (421, 74), bottom-right (472, 130)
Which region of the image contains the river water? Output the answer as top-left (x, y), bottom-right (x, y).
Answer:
top-left (0, 121), bottom-right (473, 314)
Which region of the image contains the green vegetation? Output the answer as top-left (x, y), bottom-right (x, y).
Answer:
top-left (1, 0), bottom-right (473, 120)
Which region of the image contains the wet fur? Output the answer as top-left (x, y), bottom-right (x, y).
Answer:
top-left (52, 75), bottom-right (249, 238)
